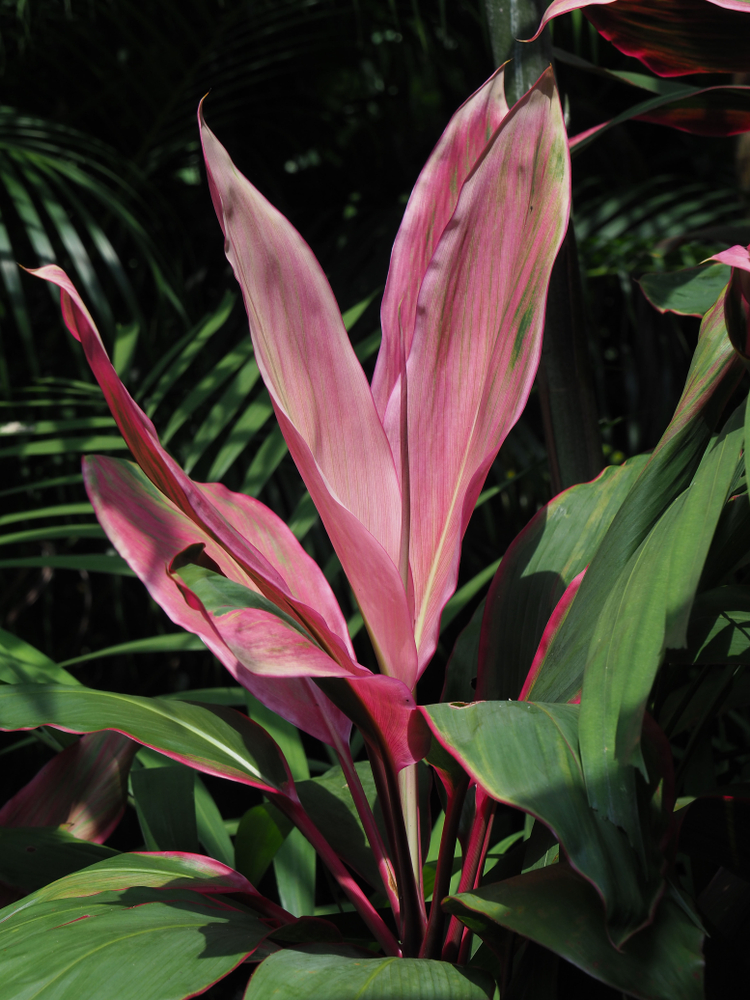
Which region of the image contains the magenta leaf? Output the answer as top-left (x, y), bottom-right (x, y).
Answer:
top-left (0, 732), bottom-right (136, 843)
top-left (537, 0), bottom-right (750, 77)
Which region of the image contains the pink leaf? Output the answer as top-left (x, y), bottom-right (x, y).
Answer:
top-left (199, 112), bottom-right (417, 687)
top-left (0, 732), bottom-right (137, 843)
top-left (407, 68), bottom-right (571, 670)
top-left (372, 66), bottom-right (510, 427)
top-left (83, 455), bottom-right (353, 748)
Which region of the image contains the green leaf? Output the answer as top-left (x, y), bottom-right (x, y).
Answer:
top-left (0, 827), bottom-right (118, 895)
top-left (295, 762), bottom-right (381, 888)
top-left (57, 632), bottom-right (205, 668)
top-left (0, 628), bottom-right (79, 685)
top-left (0, 503), bottom-right (94, 527)
top-left (161, 341), bottom-right (254, 446)
top-left (0, 685), bottom-right (293, 794)
top-left (579, 404), bottom-right (744, 852)
top-left (242, 424), bottom-right (289, 497)
top-left (440, 560), bottom-right (500, 634)
top-left (422, 701), bottom-right (660, 946)
top-left (206, 392), bottom-right (274, 482)
top-left (195, 776), bottom-right (236, 868)
top-left (442, 599), bottom-right (485, 704)
top-left (0, 888), bottom-right (263, 1000)
top-left (639, 263), bottom-right (730, 317)
top-left (130, 765), bottom-right (199, 853)
top-left (0, 436), bottom-right (128, 459)
top-left (0, 555), bottom-right (134, 575)
top-left (0, 523), bottom-right (106, 546)
top-left (235, 802), bottom-right (292, 887)
top-left (674, 585), bottom-right (750, 664)
top-left (445, 865), bottom-right (703, 1000)
top-left (182, 358), bottom-right (261, 474)
top-left (527, 292), bottom-right (742, 704)
top-left (244, 695), bottom-right (314, 917)
top-left (244, 945), bottom-right (495, 999)
top-left (479, 454), bottom-right (649, 702)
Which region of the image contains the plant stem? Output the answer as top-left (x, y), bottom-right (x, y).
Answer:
top-left (336, 738), bottom-right (402, 922)
top-left (442, 789), bottom-right (496, 963)
top-left (482, 0), bottom-right (551, 105)
top-left (368, 745), bottom-right (426, 956)
top-left (274, 795), bottom-right (401, 957)
top-left (419, 773), bottom-right (469, 960)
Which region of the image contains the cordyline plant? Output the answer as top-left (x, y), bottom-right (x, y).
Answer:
top-left (3, 12), bottom-right (750, 995)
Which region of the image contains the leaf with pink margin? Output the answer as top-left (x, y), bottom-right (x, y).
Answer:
top-left (407, 68), bottom-right (570, 670)
top-left (0, 732), bottom-right (137, 843)
top-left (170, 560), bottom-right (370, 681)
top-left (3, 851), bottom-right (290, 927)
top-left (710, 243), bottom-right (750, 271)
top-left (535, 0), bottom-right (750, 78)
top-left (708, 243), bottom-right (750, 359)
top-left (0, 684), bottom-right (296, 798)
top-left (83, 455), bottom-right (352, 748)
top-left (198, 116), bottom-right (416, 687)
top-left (25, 265), bottom-right (349, 663)
top-left (372, 66), bottom-right (509, 426)
top-left (518, 569), bottom-right (586, 702)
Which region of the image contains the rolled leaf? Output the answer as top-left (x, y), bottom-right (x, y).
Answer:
top-left (537, 1), bottom-right (750, 77)
top-left (0, 731), bottom-right (136, 843)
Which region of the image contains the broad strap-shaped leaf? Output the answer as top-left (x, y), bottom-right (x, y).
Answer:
top-left (579, 403), bottom-right (744, 852)
top-left (421, 701), bottom-right (661, 946)
top-left (518, 569), bottom-right (586, 701)
top-left (27, 265), bottom-right (358, 683)
top-left (477, 454), bottom-right (649, 702)
top-left (537, 1), bottom-right (750, 77)
top-left (0, 626), bottom-right (79, 686)
top-left (526, 289), bottom-right (743, 703)
top-left (639, 263), bottom-right (730, 317)
top-left (0, 828), bottom-right (118, 898)
top-left (244, 945), bottom-right (495, 999)
top-left (407, 68), bottom-right (570, 671)
top-left (372, 66), bottom-right (509, 424)
top-left (83, 455), bottom-right (352, 748)
top-left (171, 561), bottom-right (369, 680)
top-left (0, 731), bottom-right (137, 842)
top-left (0, 684), bottom-right (295, 795)
top-left (0, 886), bottom-right (266, 1000)
top-left (445, 865), bottom-right (703, 1000)
top-left (198, 111), bottom-right (415, 688)
top-left (2, 851), bottom-right (269, 912)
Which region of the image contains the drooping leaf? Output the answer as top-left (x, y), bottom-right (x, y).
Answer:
top-left (0, 685), bottom-right (294, 796)
top-left (525, 290), bottom-right (743, 704)
top-left (639, 263), bottom-right (730, 317)
top-left (194, 776), bottom-right (236, 868)
top-left (445, 864), bottom-right (703, 1000)
top-left (0, 627), bottom-right (79, 685)
top-left (244, 945), bottom-right (495, 999)
top-left (537, 0), bottom-right (750, 77)
top-left (421, 701), bottom-right (661, 945)
top-left (82, 455), bottom-right (353, 748)
top-left (0, 731), bottom-right (137, 842)
top-left (477, 454), bottom-right (649, 702)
